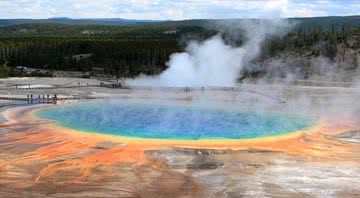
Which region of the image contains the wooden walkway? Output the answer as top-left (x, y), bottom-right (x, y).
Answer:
top-left (10, 85), bottom-right (101, 90)
top-left (0, 96), bottom-right (103, 104)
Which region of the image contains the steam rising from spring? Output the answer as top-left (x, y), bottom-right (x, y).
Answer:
top-left (127, 20), bottom-right (290, 87)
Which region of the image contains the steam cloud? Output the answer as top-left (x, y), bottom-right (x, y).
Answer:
top-left (127, 20), bottom-right (291, 87)
top-left (124, 19), bottom-right (360, 127)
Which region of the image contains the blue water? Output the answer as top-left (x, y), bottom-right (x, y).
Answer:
top-left (36, 102), bottom-right (316, 140)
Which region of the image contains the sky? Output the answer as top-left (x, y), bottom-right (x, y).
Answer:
top-left (0, 0), bottom-right (359, 20)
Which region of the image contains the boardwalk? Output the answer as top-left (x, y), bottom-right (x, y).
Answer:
top-left (0, 96), bottom-right (103, 104)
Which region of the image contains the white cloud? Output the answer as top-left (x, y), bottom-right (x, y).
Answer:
top-left (0, 0), bottom-right (358, 19)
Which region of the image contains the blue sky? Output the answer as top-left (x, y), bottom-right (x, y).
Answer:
top-left (0, 0), bottom-right (359, 20)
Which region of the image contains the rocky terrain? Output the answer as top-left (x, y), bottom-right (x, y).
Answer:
top-left (257, 32), bottom-right (360, 82)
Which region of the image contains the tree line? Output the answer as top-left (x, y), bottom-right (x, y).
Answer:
top-left (0, 23), bottom-right (359, 78)
top-left (260, 25), bottom-right (359, 60)
top-left (0, 36), bottom-right (180, 77)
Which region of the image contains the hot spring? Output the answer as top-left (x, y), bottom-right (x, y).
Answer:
top-left (36, 102), bottom-right (316, 140)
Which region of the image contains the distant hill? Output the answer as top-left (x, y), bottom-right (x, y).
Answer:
top-left (290, 15), bottom-right (360, 31)
top-left (48, 17), bottom-right (72, 20)
top-left (1, 16), bottom-right (360, 32)
top-left (1, 16), bottom-right (360, 38)
top-left (0, 23), bottom-right (212, 37)
top-left (0, 18), bottom-right (165, 27)
top-left (154, 16), bottom-right (360, 32)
